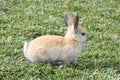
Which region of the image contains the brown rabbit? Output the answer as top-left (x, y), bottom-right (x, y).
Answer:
top-left (23, 13), bottom-right (88, 65)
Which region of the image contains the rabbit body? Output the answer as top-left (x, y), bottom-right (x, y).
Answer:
top-left (23, 13), bottom-right (88, 65)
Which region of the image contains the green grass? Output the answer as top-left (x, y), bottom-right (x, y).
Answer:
top-left (0, 0), bottom-right (120, 80)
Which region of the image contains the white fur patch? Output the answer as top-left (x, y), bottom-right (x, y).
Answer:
top-left (23, 41), bottom-right (28, 54)
top-left (29, 45), bottom-right (82, 63)
top-left (24, 42), bottom-right (84, 64)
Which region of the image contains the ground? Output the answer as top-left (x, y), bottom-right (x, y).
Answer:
top-left (0, 0), bottom-right (120, 80)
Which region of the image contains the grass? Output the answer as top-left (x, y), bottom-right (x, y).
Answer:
top-left (0, 0), bottom-right (120, 80)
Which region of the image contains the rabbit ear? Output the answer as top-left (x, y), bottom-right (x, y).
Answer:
top-left (74, 16), bottom-right (79, 30)
top-left (64, 13), bottom-right (73, 27)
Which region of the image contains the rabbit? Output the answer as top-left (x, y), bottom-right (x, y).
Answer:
top-left (23, 13), bottom-right (88, 65)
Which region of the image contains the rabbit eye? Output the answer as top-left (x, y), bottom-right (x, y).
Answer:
top-left (81, 32), bottom-right (85, 36)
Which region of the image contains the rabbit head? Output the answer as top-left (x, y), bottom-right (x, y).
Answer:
top-left (64, 13), bottom-right (88, 43)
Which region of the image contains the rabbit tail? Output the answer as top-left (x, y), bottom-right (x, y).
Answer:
top-left (23, 41), bottom-right (29, 57)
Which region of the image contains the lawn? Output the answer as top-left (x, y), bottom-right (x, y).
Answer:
top-left (0, 0), bottom-right (120, 80)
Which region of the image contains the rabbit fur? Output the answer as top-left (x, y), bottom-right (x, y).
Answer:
top-left (23, 13), bottom-right (88, 65)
